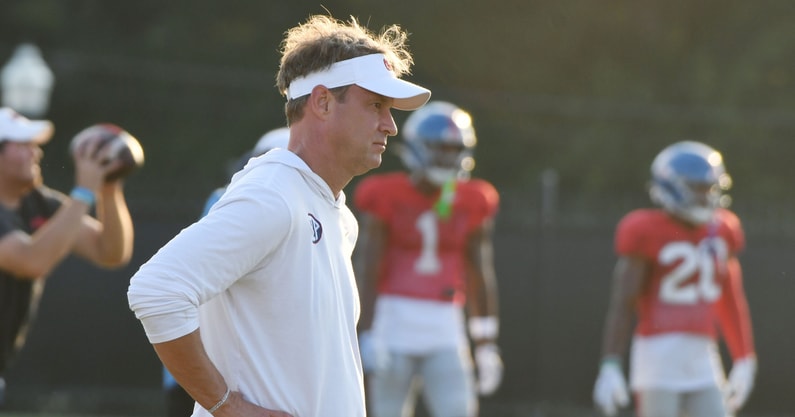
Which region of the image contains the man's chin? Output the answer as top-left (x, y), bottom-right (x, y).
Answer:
top-left (360, 156), bottom-right (382, 174)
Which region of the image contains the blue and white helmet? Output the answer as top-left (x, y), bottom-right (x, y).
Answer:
top-left (649, 141), bottom-right (732, 224)
top-left (399, 101), bottom-right (476, 186)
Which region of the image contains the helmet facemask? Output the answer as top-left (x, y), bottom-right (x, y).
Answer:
top-left (414, 142), bottom-right (473, 186)
top-left (650, 179), bottom-right (726, 225)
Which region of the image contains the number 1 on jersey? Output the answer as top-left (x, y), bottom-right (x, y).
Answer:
top-left (414, 210), bottom-right (441, 274)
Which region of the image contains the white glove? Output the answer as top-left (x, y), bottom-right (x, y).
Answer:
top-left (358, 330), bottom-right (389, 374)
top-left (725, 356), bottom-right (757, 412)
top-left (593, 360), bottom-right (629, 416)
top-left (474, 343), bottom-right (503, 396)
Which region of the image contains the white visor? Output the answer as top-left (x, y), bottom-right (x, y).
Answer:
top-left (286, 54), bottom-right (431, 111)
top-left (0, 107), bottom-right (53, 144)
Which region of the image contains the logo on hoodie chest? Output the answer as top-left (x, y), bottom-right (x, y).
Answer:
top-left (308, 213), bottom-right (323, 244)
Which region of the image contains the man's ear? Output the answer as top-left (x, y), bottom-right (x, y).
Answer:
top-left (307, 85), bottom-right (331, 118)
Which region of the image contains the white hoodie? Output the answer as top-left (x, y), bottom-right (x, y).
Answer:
top-left (128, 149), bottom-right (364, 417)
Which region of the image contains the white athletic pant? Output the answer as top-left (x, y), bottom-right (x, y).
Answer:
top-left (367, 347), bottom-right (477, 417)
top-left (637, 386), bottom-right (728, 417)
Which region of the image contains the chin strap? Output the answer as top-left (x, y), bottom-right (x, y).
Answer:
top-left (433, 179), bottom-right (456, 220)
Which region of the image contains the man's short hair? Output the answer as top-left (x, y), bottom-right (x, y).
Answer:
top-left (276, 15), bottom-right (419, 123)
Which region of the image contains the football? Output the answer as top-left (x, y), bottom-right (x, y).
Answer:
top-left (70, 123), bottom-right (145, 181)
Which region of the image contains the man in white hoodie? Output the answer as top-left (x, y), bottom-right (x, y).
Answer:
top-left (161, 126), bottom-right (291, 417)
top-left (127, 14), bottom-right (430, 417)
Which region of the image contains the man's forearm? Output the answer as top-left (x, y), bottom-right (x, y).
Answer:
top-left (94, 184), bottom-right (134, 265)
top-left (153, 330), bottom-right (229, 411)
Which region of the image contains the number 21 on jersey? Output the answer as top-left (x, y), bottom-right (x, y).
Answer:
top-left (658, 237), bottom-right (728, 305)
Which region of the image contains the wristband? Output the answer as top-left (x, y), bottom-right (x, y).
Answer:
top-left (70, 186), bottom-right (95, 206)
top-left (207, 386), bottom-right (231, 414)
top-left (468, 316), bottom-right (499, 340)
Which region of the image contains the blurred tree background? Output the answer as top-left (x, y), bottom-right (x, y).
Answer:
top-left (1, 0), bottom-right (794, 416)
top-left (2, 0), bottom-right (793, 223)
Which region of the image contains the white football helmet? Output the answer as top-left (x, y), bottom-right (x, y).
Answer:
top-left (649, 141), bottom-right (732, 224)
top-left (399, 101), bottom-right (476, 186)
top-left (253, 126), bottom-right (290, 156)
top-left (225, 127), bottom-right (290, 178)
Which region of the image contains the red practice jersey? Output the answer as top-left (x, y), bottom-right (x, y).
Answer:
top-left (615, 207), bottom-right (755, 359)
top-left (354, 172), bottom-right (499, 305)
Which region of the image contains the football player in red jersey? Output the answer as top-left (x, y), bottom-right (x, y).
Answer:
top-left (593, 141), bottom-right (757, 417)
top-left (354, 101), bottom-right (502, 417)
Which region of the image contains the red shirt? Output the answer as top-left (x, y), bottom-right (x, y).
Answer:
top-left (354, 172), bottom-right (499, 305)
top-left (615, 208), bottom-right (754, 359)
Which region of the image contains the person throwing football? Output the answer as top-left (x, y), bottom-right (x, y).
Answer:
top-left (0, 107), bottom-right (135, 405)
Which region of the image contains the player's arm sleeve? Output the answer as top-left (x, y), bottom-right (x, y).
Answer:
top-left (614, 212), bottom-right (647, 257)
top-left (715, 256), bottom-right (755, 360)
top-left (467, 180), bottom-right (499, 230)
top-left (127, 183), bottom-right (290, 344)
top-left (353, 176), bottom-right (391, 220)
